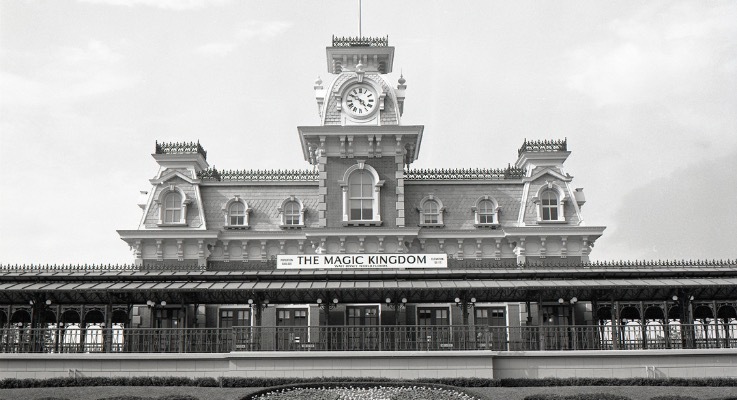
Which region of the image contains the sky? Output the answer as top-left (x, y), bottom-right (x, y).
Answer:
top-left (1, 0), bottom-right (736, 265)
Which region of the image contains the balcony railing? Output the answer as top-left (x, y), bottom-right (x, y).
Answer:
top-left (1, 324), bottom-right (735, 354)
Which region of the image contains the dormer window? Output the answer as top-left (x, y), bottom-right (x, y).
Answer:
top-left (340, 161), bottom-right (384, 226)
top-left (532, 182), bottom-right (567, 223)
top-left (223, 196), bottom-right (251, 229)
top-left (164, 192), bottom-right (182, 223)
top-left (418, 195), bottom-right (445, 227)
top-left (279, 196), bottom-right (305, 228)
top-left (156, 185), bottom-right (189, 226)
top-left (541, 190), bottom-right (559, 221)
top-left (473, 196), bottom-right (500, 228)
top-left (230, 203), bottom-right (245, 225)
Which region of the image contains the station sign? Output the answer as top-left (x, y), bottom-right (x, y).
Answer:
top-left (276, 254), bottom-right (447, 269)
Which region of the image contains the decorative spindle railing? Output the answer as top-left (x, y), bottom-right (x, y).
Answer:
top-left (518, 138), bottom-right (567, 156)
top-left (404, 166), bottom-right (525, 180)
top-left (197, 168), bottom-right (318, 182)
top-left (155, 141), bottom-right (207, 159)
top-left (1, 324), bottom-right (733, 354)
top-left (332, 35), bottom-right (389, 47)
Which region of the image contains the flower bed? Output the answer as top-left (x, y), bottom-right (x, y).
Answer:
top-left (244, 384), bottom-right (483, 400)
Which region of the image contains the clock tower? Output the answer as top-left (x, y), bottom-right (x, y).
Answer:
top-left (299, 36), bottom-right (423, 232)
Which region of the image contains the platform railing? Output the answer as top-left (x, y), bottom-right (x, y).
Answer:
top-left (1, 324), bottom-right (734, 354)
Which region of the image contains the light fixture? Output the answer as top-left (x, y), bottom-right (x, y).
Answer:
top-left (454, 297), bottom-right (461, 303)
top-left (470, 297), bottom-right (476, 303)
top-left (385, 298), bottom-right (392, 304)
top-left (45, 299), bottom-right (52, 306)
top-left (247, 299), bottom-right (254, 305)
top-left (316, 298), bottom-right (322, 304)
top-left (401, 298), bottom-right (407, 304)
top-left (570, 297), bottom-right (577, 304)
top-left (332, 298), bottom-right (339, 304)
top-left (29, 300), bottom-right (34, 305)
top-left (672, 295), bottom-right (678, 301)
top-left (689, 296), bottom-right (694, 301)
top-left (160, 301), bottom-right (166, 306)
top-left (558, 298), bottom-right (565, 304)
top-left (264, 299), bottom-right (270, 305)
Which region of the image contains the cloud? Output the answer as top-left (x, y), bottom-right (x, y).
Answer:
top-left (194, 21), bottom-right (292, 58)
top-left (566, 2), bottom-right (737, 106)
top-left (0, 40), bottom-right (137, 107)
top-left (596, 147), bottom-right (737, 261)
top-left (194, 42), bottom-right (237, 57)
top-left (78, 0), bottom-right (232, 10)
top-left (235, 21), bottom-right (292, 41)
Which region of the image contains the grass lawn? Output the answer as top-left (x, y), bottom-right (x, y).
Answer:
top-left (0, 385), bottom-right (735, 400)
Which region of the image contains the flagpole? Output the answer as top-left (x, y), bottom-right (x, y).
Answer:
top-left (359, 0), bottom-right (362, 38)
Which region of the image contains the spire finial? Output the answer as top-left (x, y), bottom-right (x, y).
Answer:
top-left (358, 0), bottom-right (362, 38)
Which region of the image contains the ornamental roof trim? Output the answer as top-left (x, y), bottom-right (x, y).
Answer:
top-left (518, 138), bottom-right (567, 157)
top-left (155, 140), bottom-right (207, 160)
top-left (405, 166), bottom-right (524, 181)
top-left (197, 168), bottom-right (318, 182)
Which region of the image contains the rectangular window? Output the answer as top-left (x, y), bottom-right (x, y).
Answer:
top-left (220, 309), bottom-right (251, 328)
top-left (418, 307), bottom-right (449, 326)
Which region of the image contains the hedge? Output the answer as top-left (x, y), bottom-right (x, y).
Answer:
top-left (1, 376), bottom-right (735, 389)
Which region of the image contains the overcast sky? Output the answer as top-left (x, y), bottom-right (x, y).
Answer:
top-left (1, 0), bottom-right (735, 265)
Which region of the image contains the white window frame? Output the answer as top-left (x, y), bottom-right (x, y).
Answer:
top-left (532, 182), bottom-right (567, 223)
top-left (222, 195), bottom-right (251, 229)
top-left (278, 196), bottom-right (305, 229)
top-left (472, 196), bottom-right (500, 228)
top-left (418, 195), bottom-right (445, 227)
top-left (339, 161), bottom-right (384, 226)
top-left (155, 185), bottom-right (190, 226)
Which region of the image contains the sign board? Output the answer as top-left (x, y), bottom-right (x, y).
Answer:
top-left (276, 254), bottom-right (447, 269)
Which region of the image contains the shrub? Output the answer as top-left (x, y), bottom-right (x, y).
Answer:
top-left (650, 396), bottom-right (700, 400)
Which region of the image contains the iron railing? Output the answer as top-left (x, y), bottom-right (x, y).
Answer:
top-left (1, 324), bottom-right (735, 354)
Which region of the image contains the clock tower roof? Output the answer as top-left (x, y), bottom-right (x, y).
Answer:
top-left (326, 36), bottom-right (394, 74)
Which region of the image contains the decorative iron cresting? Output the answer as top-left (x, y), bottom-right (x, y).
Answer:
top-left (155, 141), bottom-right (207, 160)
top-left (404, 165), bottom-right (525, 180)
top-left (0, 259), bottom-right (734, 271)
top-left (332, 35), bottom-right (389, 47)
top-left (518, 138), bottom-right (567, 156)
top-left (198, 168), bottom-right (318, 182)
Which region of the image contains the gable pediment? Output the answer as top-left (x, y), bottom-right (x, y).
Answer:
top-left (150, 169), bottom-right (198, 185)
top-left (525, 167), bottom-right (571, 183)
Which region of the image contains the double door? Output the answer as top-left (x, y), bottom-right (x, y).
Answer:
top-left (346, 306), bottom-right (379, 350)
top-left (276, 309), bottom-right (308, 350)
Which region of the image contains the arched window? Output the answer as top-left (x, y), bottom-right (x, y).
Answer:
top-left (349, 170), bottom-right (374, 220)
top-left (229, 202), bottom-right (245, 225)
top-left (156, 185), bottom-right (190, 226)
top-left (533, 183), bottom-right (567, 223)
top-left (283, 201), bottom-right (301, 225)
top-left (164, 192), bottom-right (182, 223)
top-left (340, 161), bottom-right (384, 226)
top-left (473, 196), bottom-right (500, 227)
top-left (541, 190), bottom-right (558, 221)
top-left (477, 200), bottom-right (495, 224)
top-left (279, 196), bottom-right (305, 228)
top-left (418, 195), bottom-right (445, 227)
top-left (223, 196), bottom-right (251, 228)
top-left (423, 200), bottom-right (440, 224)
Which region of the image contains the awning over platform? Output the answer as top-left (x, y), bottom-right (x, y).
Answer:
top-left (1, 276), bottom-right (735, 304)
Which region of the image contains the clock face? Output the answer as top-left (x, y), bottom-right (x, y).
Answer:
top-left (344, 85), bottom-right (377, 117)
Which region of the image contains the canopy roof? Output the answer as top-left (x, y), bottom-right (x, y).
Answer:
top-left (1, 264), bottom-right (735, 305)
